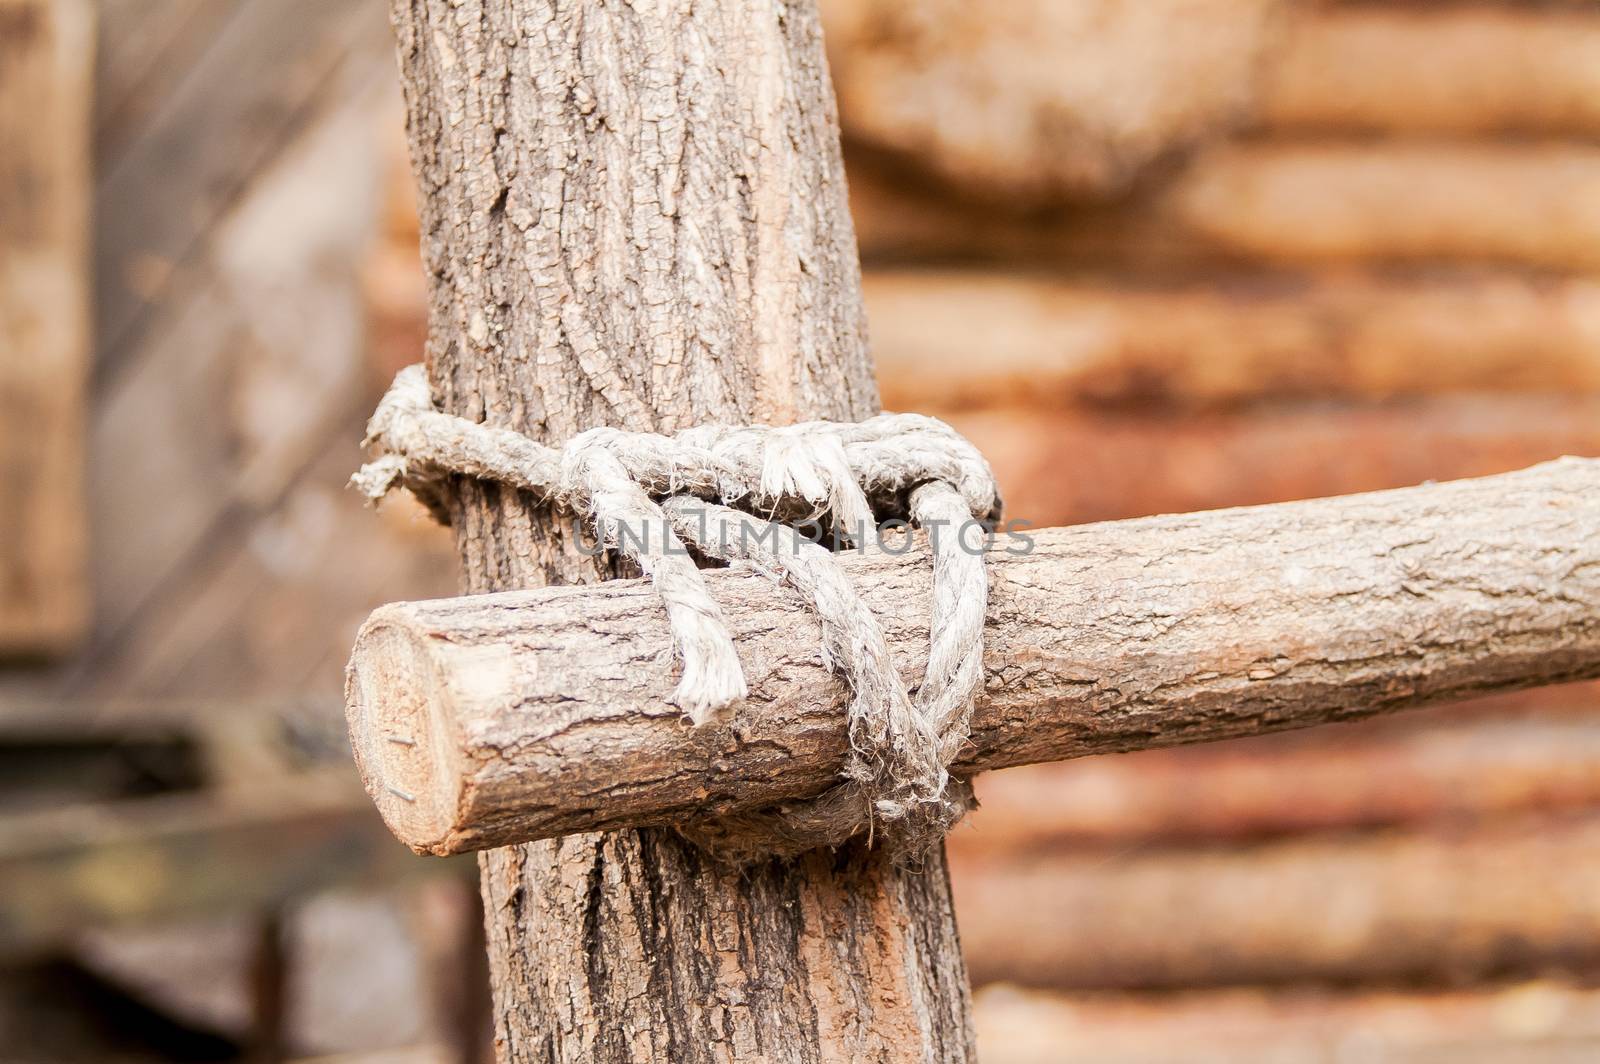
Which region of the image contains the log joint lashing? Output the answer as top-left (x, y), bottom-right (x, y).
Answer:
top-left (346, 456), bottom-right (1600, 857)
top-left (350, 364), bottom-right (1003, 861)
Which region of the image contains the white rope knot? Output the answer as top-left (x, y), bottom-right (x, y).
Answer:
top-left (354, 365), bottom-right (1001, 863)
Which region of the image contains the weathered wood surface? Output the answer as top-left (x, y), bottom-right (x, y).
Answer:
top-left (971, 982), bottom-right (1600, 1064)
top-left (866, 271), bottom-right (1600, 409)
top-left (957, 702), bottom-right (1600, 849)
top-left (93, 0), bottom-right (385, 383)
top-left (0, 0), bottom-right (92, 657)
top-left (387, 0), bottom-right (973, 1059)
top-left (347, 458), bottom-right (1600, 854)
top-left (849, 144), bottom-right (1600, 272)
top-left (821, 0), bottom-right (1283, 203)
top-left (1259, 7), bottom-right (1600, 136)
top-left (951, 395), bottom-right (1600, 529)
top-left (952, 812), bottom-right (1600, 990)
top-left (824, 3), bottom-right (1600, 205)
top-left (0, 1), bottom-right (459, 718)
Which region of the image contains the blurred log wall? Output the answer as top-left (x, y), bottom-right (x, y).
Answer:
top-left (818, 1), bottom-right (1600, 1060)
top-left (0, 0), bottom-right (454, 723)
top-left (346, 1), bottom-right (1600, 1058)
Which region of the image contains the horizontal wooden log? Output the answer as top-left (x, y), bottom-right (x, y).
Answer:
top-left (867, 271), bottom-right (1600, 409)
top-left (956, 705), bottom-right (1600, 849)
top-left (1260, 8), bottom-right (1600, 136)
top-left (849, 144), bottom-right (1600, 272)
top-left (1175, 144), bottom-right (1600, 272)
top-left (951, 812), bottom-right (1600, 990)
top-left (346, 458), bottom-right (1600, 855)
top-left (971, 982), bottom-right (1600, 1064)
top-left (821, 0), bottom-right (1278, 203)
top-left (950, 395), bottom-right (1600, 529)
top-left (824, 3), bottom-right (1600, 204)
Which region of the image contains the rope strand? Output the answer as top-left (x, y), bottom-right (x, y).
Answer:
top-left (354, 364), bottom-right (999, 861)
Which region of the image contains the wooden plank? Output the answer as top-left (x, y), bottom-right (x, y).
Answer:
top-left (20, 49), bottom-right (402, 698)
top-left (91, 0), bottom-right (242, 169)
top-left (0, 0), bottom-right (93, 657)
top-left (93, 0), bottom-right (387, 382)
top-left (867, 270), bottom-right (1600, 410)
top-left (72, 434), bottom-right (453, 708)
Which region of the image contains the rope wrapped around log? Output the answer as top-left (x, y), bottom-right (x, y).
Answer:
top-left (352, 365), bottom-right (1001, 861)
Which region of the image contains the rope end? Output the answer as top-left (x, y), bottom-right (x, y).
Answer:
top-left (673, 670), bottom-right (748, 728)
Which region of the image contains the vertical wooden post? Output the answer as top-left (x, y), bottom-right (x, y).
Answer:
top-left (0, 0), bottom-right (92, 656)
top-left (387, 1), bottom-right (974, 1060)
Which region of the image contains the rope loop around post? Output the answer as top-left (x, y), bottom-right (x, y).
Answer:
top-left (353, 364), bottom-right (1001, 863)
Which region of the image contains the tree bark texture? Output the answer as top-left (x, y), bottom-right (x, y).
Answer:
top-left (387, 1), bottom-right (972, 1061)
top-left (951, 812), bottom-right (1600, 990)
top-left (347, 458), bottom-right (1600, 854)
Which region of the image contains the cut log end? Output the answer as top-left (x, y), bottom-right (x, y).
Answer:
top-left (344, 610), bottom-right (463, 855)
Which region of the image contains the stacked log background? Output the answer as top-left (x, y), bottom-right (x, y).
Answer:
top-left (5, 0), bottom-right (1600, 1058)
top-left (817, 1), bottom-right (1600, 1061)
top-left (361, 1), bottom-right (1600, 1057)
top-left (354, 0), bottom-right (1600, 1059)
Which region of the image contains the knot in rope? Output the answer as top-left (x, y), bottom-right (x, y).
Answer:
top-left (354, 365), bottom-right (1000, 862)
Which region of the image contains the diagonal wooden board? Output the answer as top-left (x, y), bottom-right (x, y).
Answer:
top-left (0, 0), bottom-right (92, 657)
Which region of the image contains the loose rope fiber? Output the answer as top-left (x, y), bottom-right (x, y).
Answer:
top-left (354, 365), bottom-right (1001, 861)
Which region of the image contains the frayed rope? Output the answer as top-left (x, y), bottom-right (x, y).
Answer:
top-left (354, 365), bottom-right (1000, 862)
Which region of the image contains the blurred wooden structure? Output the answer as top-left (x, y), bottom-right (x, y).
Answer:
top-left (972, 982), bottom-right (1600, 1064)
top-left (0, 0), bottom-right (451, 809)
top-left (3, 0), bottom-right (1598, 1058)
top-left (0, 0), bottom-right (468, 1059)
top-left (815, 1), bottom-right (1600, 1061)
top-left (0, 0), bottom-right (92, 656)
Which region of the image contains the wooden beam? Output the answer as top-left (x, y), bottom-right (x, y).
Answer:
top-left (346, 458), bottom-right (1600, 855)
top-left (386, 0), bottom-right (974, 1059)
top-left (821, 0), bottom-right (1280, 203)
top-left (0, 0), bottom-right (92, 656)
top-left (956, 705), bottom-right (1600, 849)
top-left (824, 4), bottom-right (1600, 205)
top-left (948, 395), bottom-right (1600, 530)
top-left (850, 144), bottom-right (1600, 272)
top-left (971, 982), bottom-right (1600, 1064)
top-left (951, 812), bottom-right (1600, 990)
top-left (1260, 7), bottom-right (1600, 136)
top-left (865, 271), bottom-right (1600, 409)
